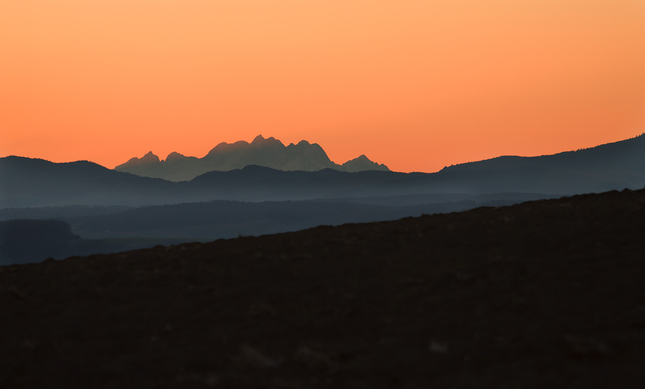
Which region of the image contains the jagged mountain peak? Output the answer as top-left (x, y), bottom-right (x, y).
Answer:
top-left (142, 151), bottom-right (159, 161)
top-left (250, 134), bottom-right (277, 143)
top-left (115, 135), bottom-right (389, 181)
top-left (250, 134), bottom-right (284, 148)
top-left (342, 154), bottom-right (389, 173)
top-left (165, 152), bottom-right (187, 162)
top-left (440, 132), bottom-right (645, 173)
top-left (122, 151), bottom-right (160, 167)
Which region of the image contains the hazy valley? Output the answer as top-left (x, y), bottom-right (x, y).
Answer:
top-left (1, 134), bottom-right (644, 264)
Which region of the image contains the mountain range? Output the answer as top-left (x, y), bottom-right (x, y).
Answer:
top-left (115, 135), bottom-right (390, 181)
top-left (1, 134), bottom-right (644, 264)
top-left (1, 134), bottom-right (644, 208)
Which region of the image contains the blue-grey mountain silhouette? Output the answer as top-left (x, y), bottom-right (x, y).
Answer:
top-left (1, 134), bottom-right (643, 209)
top-left (1, 134), bottom-right (644, 264)
top-left (115, 135), bottom-right (390, 181)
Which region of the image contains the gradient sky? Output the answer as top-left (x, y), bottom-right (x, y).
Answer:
top-left (1, 0), bottom-right (643, 172)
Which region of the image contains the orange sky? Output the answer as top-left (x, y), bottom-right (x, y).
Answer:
top-left (1, 0), bottom-right (644, 172)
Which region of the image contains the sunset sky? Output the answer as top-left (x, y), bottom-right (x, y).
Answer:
top-left (1, 0), bottom-right (643, 173)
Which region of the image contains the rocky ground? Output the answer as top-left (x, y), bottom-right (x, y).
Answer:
top-left (1, 188), bottom-right (645, 388)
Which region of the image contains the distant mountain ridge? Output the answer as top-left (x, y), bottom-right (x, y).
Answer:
top-left (114, 135), bottom-right (389, 181)
top-left (2, 134), bottom-right (644, 208)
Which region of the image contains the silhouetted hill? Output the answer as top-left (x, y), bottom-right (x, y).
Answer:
top-left (0, 156), bottom-right (183, 207)
top-left (341, 154), bottom-right (389, 173)
top-left (0, 157), bottom-right (422, 207)
top-left (443, 133), bottom-right (645, 173)
top-left (2, 188), bottom-right (644, 388)
top-left (115, 135), bottom-right (390, 181)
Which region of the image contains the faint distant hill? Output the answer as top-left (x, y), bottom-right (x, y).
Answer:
top-left (0, 219), bottom-right (79, 263)
top-left (0, 156), bottom-right (182, 207)
top-left (114, 135), bottom-right (389, 181)
top-left (0, 219), bottom-right (194, 265)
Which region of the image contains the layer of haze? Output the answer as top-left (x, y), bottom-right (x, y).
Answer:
top-left (1, 0), bottom-right (644, 173)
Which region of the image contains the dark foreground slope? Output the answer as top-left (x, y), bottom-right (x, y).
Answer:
top-left (2, 189), bottom-right (645, 388)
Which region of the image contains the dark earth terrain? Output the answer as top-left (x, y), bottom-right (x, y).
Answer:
top-left (2, 188), bottom-right (645, 388)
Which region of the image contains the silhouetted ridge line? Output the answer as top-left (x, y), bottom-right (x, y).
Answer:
top-left (2, 134), bottom-right (644, 208)
top-left (442, 133), bottom-right (645, 172)
top-left (114, 135), bottom-right (389, 181)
